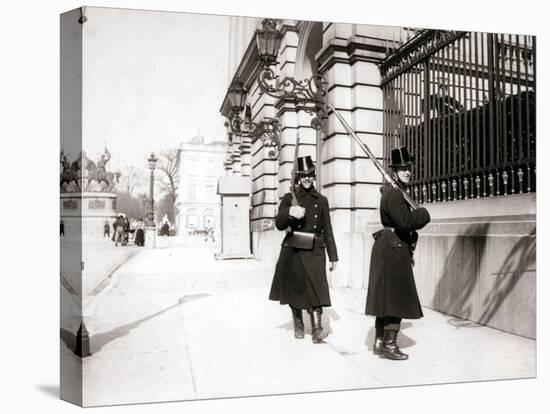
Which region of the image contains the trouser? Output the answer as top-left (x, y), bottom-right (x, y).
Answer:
top-left (289, 305), bottom-right (323, 314)
top-left (375, 315), bottom-right (402, 336)
top-left (114, 227), bottom-right (124, 244)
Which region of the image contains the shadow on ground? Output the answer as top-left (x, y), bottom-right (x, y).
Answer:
top-left (35, 384), bottom-right (59, 399)
top-left (60, 293), bottom-right (209, 356)
top-left (364, 321), bottom-right (415, 351)
top-left (276, 307), bottom-right (340, 338)
top-left (90, 293), bottom-right (209, 354)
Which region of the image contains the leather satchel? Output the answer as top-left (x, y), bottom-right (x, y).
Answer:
top-left (287, 231), bottom-right (315, 250)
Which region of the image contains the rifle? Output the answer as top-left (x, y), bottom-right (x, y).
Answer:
top-left (326, 103), bottom-right (419, 210)
top-left (290, 133), bottom-right (301, 206)
top-left (286, 132), bottom-right (314, 249)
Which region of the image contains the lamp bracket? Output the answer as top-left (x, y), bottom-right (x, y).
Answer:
top-left (258, 66), bottom-right (327, 130)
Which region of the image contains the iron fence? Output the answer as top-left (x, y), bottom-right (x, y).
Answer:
top-left (380, 30), bottom-right (536, 203)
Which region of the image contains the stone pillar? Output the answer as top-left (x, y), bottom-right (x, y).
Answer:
top-left (239, 135), bottom-right (252, 177)
top-left (315, 23), bottom-right (403, 287)
top-left (248, 22), bottom-right (305, 262)
top-left (318, 23), bottom-right (393, 235)
top-left (231, 144), bottom-right (242, 175)
top-left (224, 157), bottom-right (232, 176)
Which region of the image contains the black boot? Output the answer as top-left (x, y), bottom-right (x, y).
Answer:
top-left (310, 308), bottom-right (324, 344)
top-left (291, 307), bottom-right (304, 339)
top-left (373, 318), bottom-right (384, 355)
top-left (381, 330), bottom-right (408, 360)
top-left (373, 329), bottom-right (384, 355)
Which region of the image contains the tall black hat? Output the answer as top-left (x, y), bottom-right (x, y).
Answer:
top-left (296, 156), bottom-right (316, 175)
top-left (388, 147), bottom-right (414, 168)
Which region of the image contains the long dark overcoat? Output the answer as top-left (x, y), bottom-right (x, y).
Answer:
top-left (269, 185), bottom-right (338, 310)
top-left (365, 185), bottom-right (431, 319)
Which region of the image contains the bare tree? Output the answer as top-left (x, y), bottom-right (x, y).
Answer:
top-left (120, 166), bottom-right (144, 197)
top-left (157, 146), bottom-right (182, 205)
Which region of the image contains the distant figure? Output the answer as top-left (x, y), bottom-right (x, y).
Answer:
top-left (161, 222), bottom-right (170, 237)
top-left (60, 219), bottom-right (65, 237)
top-left (134, 219), bottom-right (145, 247)
top-left (111, 218), bottom-right (117, 242)
top-left (104, 219), bottom-right (110, 238)
top-left (122, 217), bottom-right (131, 246)
top-left (113, 215), bottom-right (124, 247)
top-left (204, 226), bottom-right (215, 242)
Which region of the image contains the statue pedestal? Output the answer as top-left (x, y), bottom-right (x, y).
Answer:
top-left (60, 192), bottom-right (117, 240)
top-left (145, 225), bottom-right (157, 248)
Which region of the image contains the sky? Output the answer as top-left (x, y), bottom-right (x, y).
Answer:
top-left (62, 7), bottom-right (230, 174)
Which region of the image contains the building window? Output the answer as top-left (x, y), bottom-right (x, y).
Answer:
top-left (204, 208), bottom-right (215, 228)
top-left (186, 208), bottom-right (197, 228)
top-left (188, 184), bottom-right (196, 198)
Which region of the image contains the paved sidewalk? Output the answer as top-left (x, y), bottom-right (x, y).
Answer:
top-left (62, 238), bottom-right (535, 407)
top-left (61, 236), bottom-right (141, 336)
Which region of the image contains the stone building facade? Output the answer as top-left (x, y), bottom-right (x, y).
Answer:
top-left (175, 136), bottom-right (226, 235)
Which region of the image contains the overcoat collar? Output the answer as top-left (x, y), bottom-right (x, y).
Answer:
top-left (297, 185), bottom-right (320, 199)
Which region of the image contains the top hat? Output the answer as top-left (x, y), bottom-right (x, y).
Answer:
top-left (296, 156), bottom-right (316, 176)
top-left (388, 147), bottom-right (414, 168)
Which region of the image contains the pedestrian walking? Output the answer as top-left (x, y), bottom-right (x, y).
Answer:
top-left (365, 147), bottom-right (431, 360)
top-left (113, 215), bottom-right (124, 247)
top-left (60, 219), bottom-right (65, 237)
top-left (269, 155), bottom-right (338, 344)
top-left (204, 226), bottom-right (215, 242)
top-left (134, 218), bottom-right (145, 247)
top-left (111, 218), bottom-right (117, 242)
top-left (104, 219), bottom-right (110, 238)
top-left (122, 217), bottom-right (130, 246)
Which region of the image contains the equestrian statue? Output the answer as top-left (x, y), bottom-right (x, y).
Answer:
top-left (85, 147), bottom-right (121, 192)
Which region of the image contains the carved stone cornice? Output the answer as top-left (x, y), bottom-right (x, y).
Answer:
top-left (220, 34), bottom-right (263, 117)
top-left (317, 36), bottom-right (390, 74)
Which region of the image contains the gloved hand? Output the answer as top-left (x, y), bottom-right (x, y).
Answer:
top-left (289, 205), bottom-right (306, 219)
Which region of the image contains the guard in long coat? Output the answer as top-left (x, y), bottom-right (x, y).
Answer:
top-left (269, 156), bottom-right (338, 343)
top-left (365, 147), bottom-right (430, 360)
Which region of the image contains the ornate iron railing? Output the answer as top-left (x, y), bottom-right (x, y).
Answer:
top-left (380, 30), bottom-right (536, 203)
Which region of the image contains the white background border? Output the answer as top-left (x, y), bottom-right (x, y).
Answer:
top-left (1, 1), bottom-right (546, 413)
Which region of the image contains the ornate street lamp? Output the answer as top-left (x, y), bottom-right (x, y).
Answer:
top-left (226, 19), bottom-right (331, 160)
top-left (147, 152), bottom-right (158, 224)
top-left (254, 19), bottom-right (328, 130)
top-left (227, 77), bottom-right (281, 159)
top-left (228, 78), bottom-right (247, 112)
top-left (255, 18), bottom-right (282, 66)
